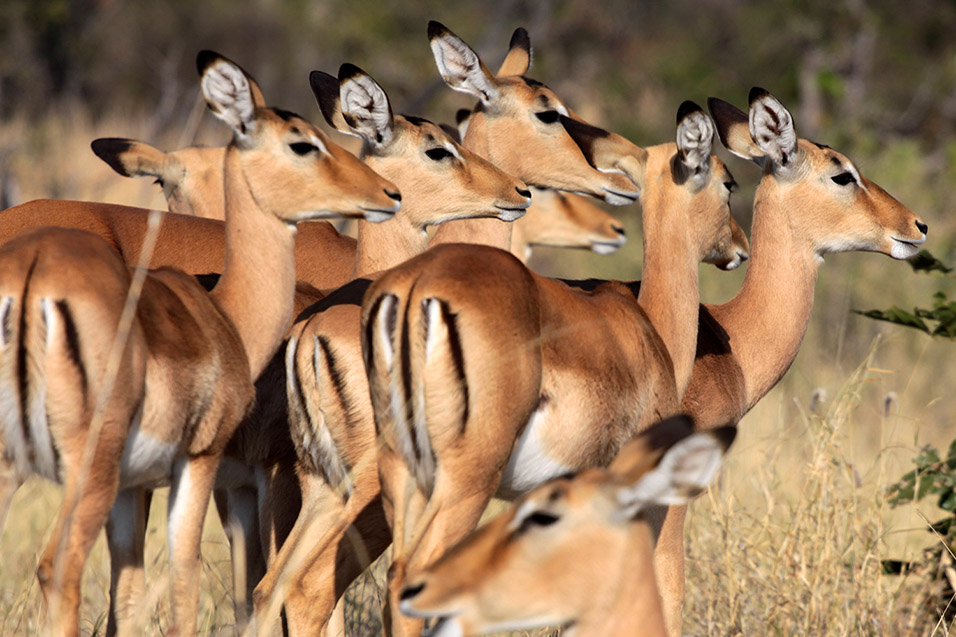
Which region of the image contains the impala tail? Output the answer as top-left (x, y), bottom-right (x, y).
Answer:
top-left (285, 324), bottom-right (353, 495)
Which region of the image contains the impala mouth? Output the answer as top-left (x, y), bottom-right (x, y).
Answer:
top-left (890, 235), bottom-right (925, 260)
top-left (360, 204), bottom-right (401, 223)
top-left (420, 616), bottom-right (461, 637)
top-left (495, 203), bottom-right (530, 222)
top-left (591, 239), bottom-right (626, 255)
top-left (601, 187), bottom-right (639, 206)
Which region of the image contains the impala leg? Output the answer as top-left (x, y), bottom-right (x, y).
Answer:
top-left (648, 503), bottom-right (687, 637)
top-left (216, 485), bottom-right (264, 630)
top-left (39, 431), bottom-right (124, 637)
top-left (257, 462), bottom-right (301, 566)
top-left (106, 487), bottom-right (152, 637)
top-left (166, 452), bottom-right (221, 637)
top-left (286, 468), bottom-right (391, 637)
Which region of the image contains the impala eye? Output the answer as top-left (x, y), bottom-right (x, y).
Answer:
top-left (535, 110), bottom-right (561, 124)
top-left (290, 142), bottom-right (317, 156)
top-left (515, 510), bottom-right (561, 535)
top-left (425, 147), bottom-right (454, 161)
top-left (724, 180), bottom-right (737, 192)
top-left (831, 172), bottom-right (856, 186)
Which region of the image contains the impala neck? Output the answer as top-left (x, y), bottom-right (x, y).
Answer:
top-left (636, 191), bottom-right (701, 396)
top-left (211, 146), bottom-right (297, 379)
top-left (353, 214), bottom-right (427, 277)
top-left (569, 526), bottom-right (666, 637)
top-left (430, 114), bottom-right (513, 250)
top-left (712, 180), bottom-right (820, 410)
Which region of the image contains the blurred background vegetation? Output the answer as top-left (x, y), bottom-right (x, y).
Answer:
top-left (1, 0), bottom-right (956, 633)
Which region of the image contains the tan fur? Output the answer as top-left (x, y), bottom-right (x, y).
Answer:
top-left (399, 419), bottom-right (734, 637)
top-left (364, 109), bottom-right (748, 636)
top-left (0, 52), bottom-right (399, 637)
top-left (252, 66), bottom-right (529, 635)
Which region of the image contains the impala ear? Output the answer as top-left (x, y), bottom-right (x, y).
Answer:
top-left (497, 27), bottom-right (532, 77)
top-left (428, 21), bottom-right (499, 105)
top-left (612, 417), bottom-right (735, 520)
top-left (310, 70), bottom-right (350, 133)
top-left (92, 138), bottom-right (171, 179)
top-left (336, 63), bottom-right (395, 148)
top-left (707, 97), bottom-right (766, 164)
top-left (675, 101), bottom-right (714, 177)
top-left (198, 50), bottom-right (258, 140)
top-left (748, 87), bottom-right (798, 167)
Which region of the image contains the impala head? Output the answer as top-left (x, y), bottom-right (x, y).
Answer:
top-left (400, 416), bottom-right (735, 636)
top-left (515, 188), bottom-right (627, 255)
top-left (197, 50), bottom-right (401, 224)
top-left (311, 63), bottom-right (530, 228)
top-left (428, 21), bottom-right (639, 206)
top-left (709, 88), bottom-right (927, 260)
top-left (91, 138), bottom-right (226, 219)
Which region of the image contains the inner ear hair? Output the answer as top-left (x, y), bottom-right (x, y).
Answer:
top-left (748, 87), bottom-right (797, 167)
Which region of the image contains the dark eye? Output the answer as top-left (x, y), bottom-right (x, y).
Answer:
top-left (535, 110), bottom-right (560, 124)
top-left (724, 180), bottom-right (737, 192)
top-left (290, 142), bottom-right (317, 156)
top-left (516, 510), bottom-right (560, 535)
top-left (425, 147), bottom-right (454, 161)
top-left (831, 171), bottom-right (856, 186)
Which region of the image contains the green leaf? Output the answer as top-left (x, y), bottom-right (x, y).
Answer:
top-left (908, 250), bottom-right (954, 276)
top-left (939, 488), bottom-right (956, 512)
top-left (853, 307), bottom-right (931, 333)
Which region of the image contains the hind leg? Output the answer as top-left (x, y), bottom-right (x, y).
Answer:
top-left (166, 453), bottom-right (221, 637)
top-left (215, 485), bottom-right (264, 630)
top-left (39, 430), bottom-right (124, 637)
top-left (106, 487), bottom-right (152, 637)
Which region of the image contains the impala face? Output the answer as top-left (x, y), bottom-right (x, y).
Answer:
top-left (709, 88), bottom-right (927, 262)
top-left (516, 188), bottom-right (627, 255)
top-left (428, 21), bottom-right (640, 206)
top-left (400, 419), bottom-right (736, 636)
top-left (199, 51), bottom-right (402, 225)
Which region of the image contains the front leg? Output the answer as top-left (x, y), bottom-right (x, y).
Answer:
top-left (649, 503), bottom-right (687, 637)
top-left (167, 453), bottom-right (221, 637)
top-left (106, 487), bottom-right (152, 637)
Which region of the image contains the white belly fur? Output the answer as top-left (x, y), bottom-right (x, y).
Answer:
top-left (498, 400), bottom-right (572, 497)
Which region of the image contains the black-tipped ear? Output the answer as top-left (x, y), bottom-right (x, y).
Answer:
top-left (677, 100), bottom-right (704, 125)
top-left (707, 96), bottom-right (766, 163)
top-left (309, 70), bottom-right (342, 130)
top-left (428, 20), bottom-right (450, 41)
top-left (91, 138), bottom-right (135, 176)
top-left (749, 86), bottom-right (771, 106)
top-left (710, 425), bottom-right (738, 452)
top-left (196, 49), bottom-right (220, 76)
top-left (338, 62), bottom-right (364, 83)
top-left (641, 415), bottom-right (696, 454)
top-left (455, 108), bottom-right (472, 125)
top-left (498, 27), bottom-right (532, 76)
top-left (509, 27), bottom-right (531, 54)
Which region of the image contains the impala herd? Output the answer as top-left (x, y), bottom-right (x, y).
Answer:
top-left (0, 20), bottom-right (928, 637)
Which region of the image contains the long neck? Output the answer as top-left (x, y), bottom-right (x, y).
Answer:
top-left (353, 214), bottom-right (427, 277)
top-left (571, 526), bottom-right (666, 637)
top-left (710, 181), bottom-right (820, 410)
top-left (430, 115), bottom-right (513, 250)
top-left (211, 146), bottom-right (297, 379)
top-left (636, 189), bottom-right (701, 397)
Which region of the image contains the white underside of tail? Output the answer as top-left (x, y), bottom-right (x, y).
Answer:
top-left (119, 404), bottom-right (178, 489)
top-left (498, 400), bottom-right (571, 496)
top-left (309, 336), bottom-right (350, 494)
top-left (0, 296), bottom-right (27, 479)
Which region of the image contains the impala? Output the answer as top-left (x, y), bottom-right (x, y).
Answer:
top-left (680, 91), bottom-right (927, 427)
top-left (363, 100), bottom-right (747, 636)
top-left (0, 51), bottom-right (400, 636)
top-left (400, 416), bottom-right (735, 637)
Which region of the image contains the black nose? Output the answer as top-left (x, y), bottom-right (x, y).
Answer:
top-left (915, 220), bottom-right (928, 234)
top-left (400, 582), bottom-right (426, 601)
top-left (516, 187), bottom-right (531, 198)
top-left (611, 224), bottom-right (626, 236)
top-left (386, 189), bottom-right (402, 202)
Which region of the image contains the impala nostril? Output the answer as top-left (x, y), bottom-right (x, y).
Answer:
top-left (400, 582), bottom-right (426, 601)
top-left (516, 187), bottom-right (531, 199)
top-left (386, 189), bottom-right (402, 202)
top-left (612, 225), bottom-right (626, 236)
top-left (916, 220), bottom-right (928, 234)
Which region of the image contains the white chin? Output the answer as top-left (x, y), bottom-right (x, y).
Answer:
top-left (722, 256), bottom-right (742, 270)
top-left (890, 240), bottom-right (919, 260)
top-left (602, 190), bottom-right (637, 206)
top-left (496, 208), bottom-right (527, 222)
top-left (591, 242), bottom-right (622, 255)
top-left (363, 210), bottom-right (395, 223)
